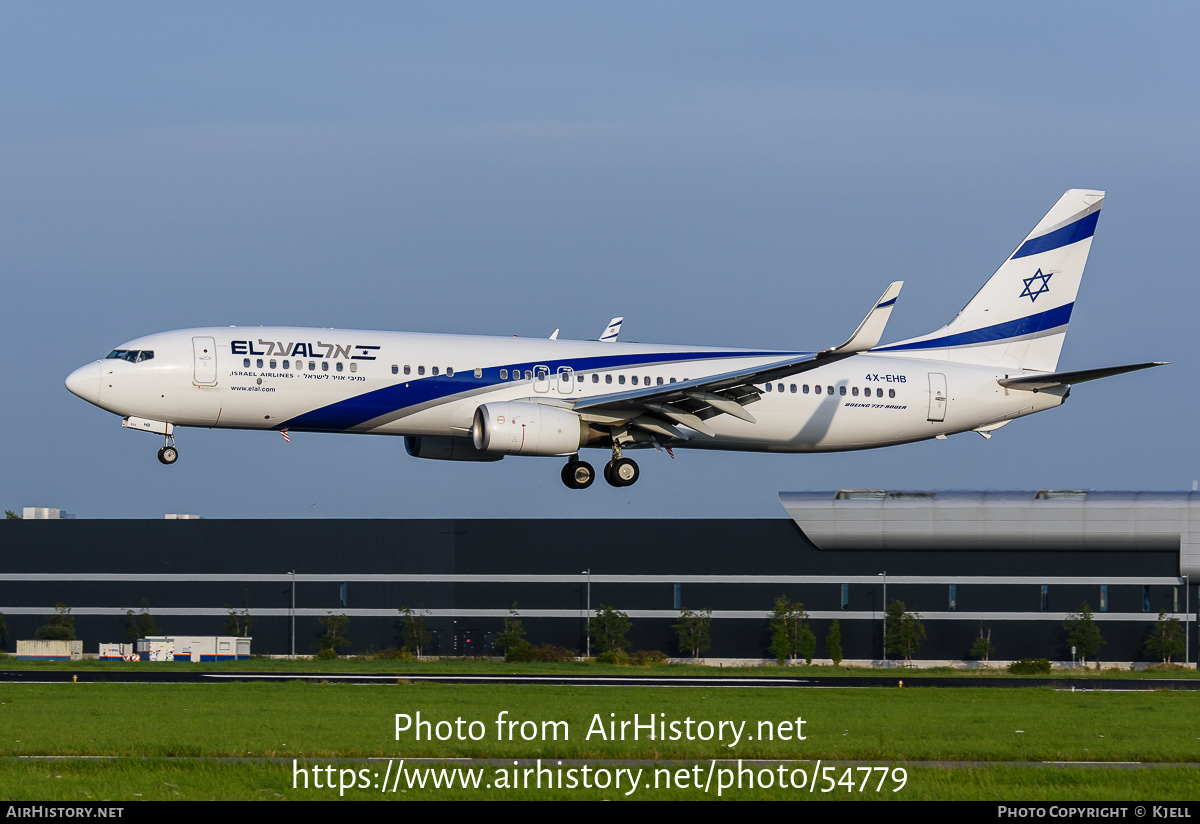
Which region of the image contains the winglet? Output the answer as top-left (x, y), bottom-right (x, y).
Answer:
top-left (825, 282), bottom-right (903, 355)
top-left (599, 317), bottom-right (623, 343)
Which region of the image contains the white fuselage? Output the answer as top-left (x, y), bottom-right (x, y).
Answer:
top-left (66, 326), bottom-right (1065, 454)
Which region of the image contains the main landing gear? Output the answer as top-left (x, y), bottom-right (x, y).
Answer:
top-left (561, 460), bottom-right (596, 489)
top-left (560, 448), bottom-right (640, 490)
top-left (157, 433), bottom-right (178, 465)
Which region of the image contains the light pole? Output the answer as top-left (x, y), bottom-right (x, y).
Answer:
top-left (879, 571), bottom-right (887, 664)
top-left (1186, 574), bottom-right (1191, 667)
top-left (289, 570), bottom-right (296, 660)
top-left (582, 569), bottom-right (591, 658)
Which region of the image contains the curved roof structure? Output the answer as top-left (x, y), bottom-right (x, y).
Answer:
top-left (779, 490), bottom-right (1200, 577)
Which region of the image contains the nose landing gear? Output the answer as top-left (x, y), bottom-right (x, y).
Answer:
top-left (157, 433), bottom-right (178, 465)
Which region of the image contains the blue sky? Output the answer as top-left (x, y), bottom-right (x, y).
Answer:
top-left (2, 3), bottom-right (1196, 518)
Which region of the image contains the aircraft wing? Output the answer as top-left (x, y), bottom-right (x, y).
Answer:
top-left (998, 362), bottom-right (1167, 391)
top-left (570, 284), bottom-right (902, 438)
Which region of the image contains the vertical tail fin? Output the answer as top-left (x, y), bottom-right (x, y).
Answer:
top-left (876, 189), bottom-right (1104, 372)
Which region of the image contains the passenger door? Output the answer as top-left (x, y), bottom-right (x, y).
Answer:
top-left (927, 372), bottom-right (947, 422)
top-left (193, 336), bottom-right (218, 386)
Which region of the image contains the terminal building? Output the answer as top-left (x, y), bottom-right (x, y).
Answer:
top-left (1, 490), bottom-right (1196, 665)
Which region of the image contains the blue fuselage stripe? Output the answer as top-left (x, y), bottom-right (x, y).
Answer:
top-left (279, 349), bottom-right (799, 432)
top-left (1011, 211), bottom-right (1099, 260)
top-left (875, 303), bottom-right (1073, 353)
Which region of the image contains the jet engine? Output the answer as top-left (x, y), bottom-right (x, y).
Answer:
top-left (404, 436), bottom-right (504, 462)
top-left (472, 402), bottom-right (589, 456)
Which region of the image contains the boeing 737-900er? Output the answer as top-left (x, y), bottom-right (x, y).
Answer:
top-left (66, 189), bottom-right (1163, 489)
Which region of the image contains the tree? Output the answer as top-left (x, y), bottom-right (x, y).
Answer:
top-left (0, 613), bottom-right (7, 650)
top-left (769, 596), bottom-right (811, 665)
top-left (589, 605), bottom-right (631, 655)
top-left (494, 603), bottom-right (529, 658)
top-left (1144, 611), bottom-right (1185, 664)
top-left (1063, 602), bottom-right (1104, 666)
top-left (125, 598), bottom-right (160, 642)
top-left (398, 606), bottom-right (432, 657)
top-left (970, 625), bottom-right (995, 664)
top-left (885, 600), bottom-right (926, 666)
top-left (826, 619), bottom-right (844, 666)
top-left (36, 603), bottom-right (76, 641)
top-left (317, 613), bottom-right (350, 659)
top-left (4, 510), bottom-right (20, 519)
top-left (223, 590), bottom-right (255, 637)
top-left (673, 608), bottom-right (712, 660)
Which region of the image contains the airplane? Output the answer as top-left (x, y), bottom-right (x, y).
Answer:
top-left (65, 189), bottom-right (1163, 490)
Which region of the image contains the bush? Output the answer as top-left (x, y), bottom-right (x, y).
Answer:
top-left (590, 606), bottom-right (632, 655)
top-left (826, 619), bottom-right (843, 666)
top-left (506, 643), bottom-right (576, 663)
top-left (1008, 658), bottom-right (1052, 675)
top-left (368, 648), bottom-right (415, 661)
top-left (596, 649), bottom-right (630, 665)
top-left (630, 649), bottom-right (669, 666)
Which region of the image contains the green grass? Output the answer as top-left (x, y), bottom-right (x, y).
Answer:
top-left (1, 682), bottom-right (1196, 800)
top-left (1, 654), bottom-right (1197, 679)
top-left (0, 682), bottom-right (1197, 762)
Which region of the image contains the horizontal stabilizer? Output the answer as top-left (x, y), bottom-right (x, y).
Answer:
top-left (999, 362), bottom-right (1167, 391)
top-left (826, 282), bottom-right (903, 354)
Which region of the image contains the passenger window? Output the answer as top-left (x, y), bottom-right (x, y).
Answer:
top-left (803, 385), bottom-right (809, 394)
top-left (631, 376), bottom-right (639, 385)
top-left (404, 365), bottom-right (411, 375)
top-left (657, 377), bottom-right (664, 386)
top-left (446, 367), bottom-right (454, 377)
top-left (643, 376), bottom-right (650, 385)
top-left (839, 386), bottom-right (846, 396)
top-left (618, 375), bottom-right (626, 385)
top-left (790, 384), bottom-right (796, 393)
top-left (269, 360), bottom-right (276, 369)
top-left (765, 383), bottom-right (772, 392)
top-left (670, 378), bottom-right (676, 383)
top-left (432, 366), bottom-right (439, 376)
top-left (474, 368), bottom-right (482, 378)
top-left (577, 374), bottom-right (584, 382)
top-left (392, 364), bottom-right (399, 375)
top-left (500, 369), bottom-right (508, 379)
top-left (889, 388), bottom-right (895, 398)
top-left (283, 360), bottom-right (290, 370)
top-left (308, 361), bottom-right (315, 371)
top-left (321, 361), bottom-right (329, 372)
top-left (815, 385), bottom-right (822, 395)
top-left (592, 374), bottom-right (599, 383)
top-left (778, 384), bottom-right (784, 393)
top-left (876, 388), bottom-right (883, 398)
top-left (524, 370), bottom-right (533, 380)
top-left (418, 366), bottom-right (425, 375)
top-left (349, 363), bottom-right (357, 373)
top-left (257, 359), bottom-right (263, 369)
top-left (852, 387), bottom-right (859, 396)
top-left (605, 374), bottom-right (612, 384)
top-left (336, 362), bottom-right (343, 372)
top-left (827, 386), bottom-right (834, 395)
top-left (243, 358), bottom-right (251, 368)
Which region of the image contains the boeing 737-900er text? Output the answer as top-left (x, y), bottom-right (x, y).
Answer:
top-left (66, 189), bottom-right (1163, 489)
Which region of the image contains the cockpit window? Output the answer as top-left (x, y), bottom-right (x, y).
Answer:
top-left (106, 349), bottom-right (154, 363)
top-left (108, 350), bottom-right (152, 362)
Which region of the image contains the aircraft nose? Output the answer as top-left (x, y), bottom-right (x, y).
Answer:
top-left (65, 361), bottom-right (102, 405)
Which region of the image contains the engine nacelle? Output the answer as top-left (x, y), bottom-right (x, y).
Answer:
top-left (472, 402), bottom-right (588, 456)
top-left (404, 436), bottom-right (504, 462)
